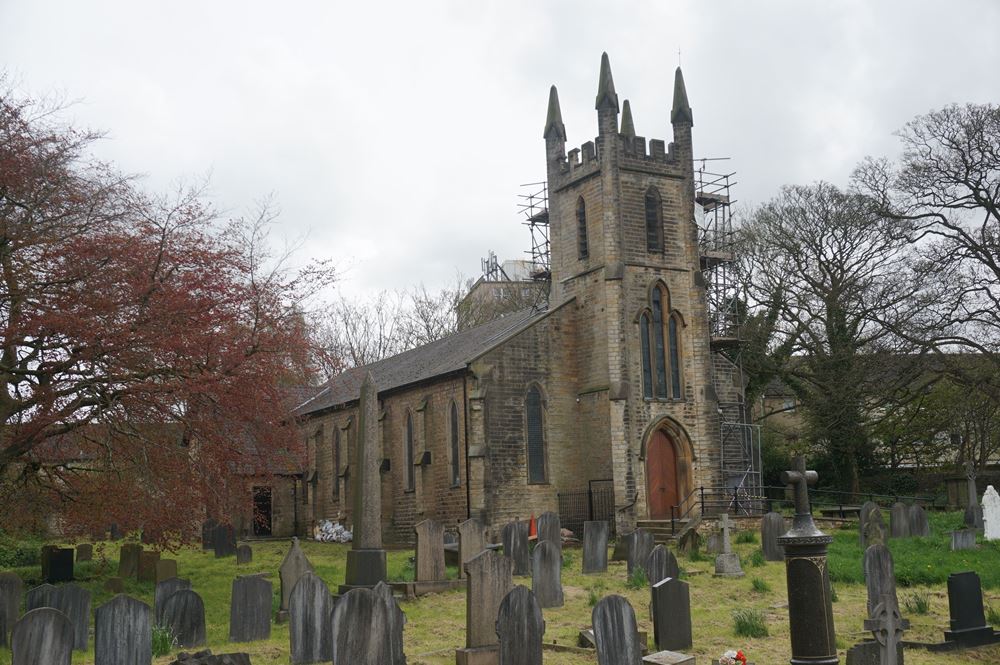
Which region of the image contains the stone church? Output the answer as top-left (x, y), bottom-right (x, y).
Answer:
top-left (286, 54), bottom-right (752, 544)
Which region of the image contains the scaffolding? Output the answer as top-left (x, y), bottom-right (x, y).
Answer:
top-left (517, 181), bottom-right (550, 280)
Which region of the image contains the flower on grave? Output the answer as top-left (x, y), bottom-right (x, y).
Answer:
top-left (720, 649), bottom-right (748, 665)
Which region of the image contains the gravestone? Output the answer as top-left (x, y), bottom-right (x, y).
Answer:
top-left (950, 529), bottom-right (977, 551)
top-left (845, 640), bottom-right (902, 665)
top-left (863, 593), bottom-right (908, 665)
top-left (984, 486), bottom-right (1000, 541)
top-left (652, 577), bottom-right (691, 651)
top-left (537, 511), bottom-right (561, 549)
top-left (202, 519), bottom-right (217, 550)
top-left (154, 577), bottom-right (191, 625)
top-left (859, 501), bottom-right (879, 546)
top-left (907, 504), bottom-right (930, 537)
top-left (119, 543), bottom-right (142, 578)
top-left (645, 545), bottom-right (672, 586)
top-left (25, 583), bottom-right (55, 612)
top-left (627, 529), bottom-right (654, 579)
top-left (583, 521), bottom-right (609, 573)
top-left (236, 544), bottom-right (253, 565)
top-left (501, 520), bottom-right (531, 576)
top-left (212, 523), bottom-right (237, 558)
top-left (137, 551), bottom-right (160, 583)
top-left (331, 584), bottom-right (405, 665)
top-left (497, 585), bottom-right (544, 665)
top-left (965, 503), bottom-right (984, 532)
top-left (0, 572), bottom-right (24, 648)
top-left (155, 559), bottom-right (177, 584)
top-left (612, 531), bottom-right (631, 561)
top-left (42, 584), bottom-right (90, 651)
top-left (343, 372), bottom-right (387, 589)
top-left (229, 575), bottom-right (271, 643)
top-left (643, 652), bottom-right (695, 665)
top-left (963, 463), bottom-right (983, 531)
top-left (279, 537), bottom-right (314, 620)
top-left (457, 549), bottom-right (513, 663)
top-left (714, 515), bottom-right (743, 577)
top-left (45, 548), bottom-right (74, 583)
top-left (11, 607), bottom-right (73, 665)
top-left (457, 518), bottom-right (485, 579)
top-left (109, 524), bottom-right (123, 541)
top-left (761, 512), bottom-right (786, 561)
top-left (592, 594), bottom-right (643, 665)
top-left (288, 572), bottom-right (333, 663)
top-left (104, 578), bottom-right (124, 594)
top-left (160, 589), bottom-right (206, 648)
top-left (373, 581), bottom-right (406, 665)
top-left (414, 519), bottom-right (447, 582)
top-left (94, 594), bottom-right (151, 665)
top-left (76, 544), bottom-right (93, 562)
top-left (863, 544), bottom-right (899, 618)
top-left (863, 510), bottom-right (887, 549)
top-left (531, 540), bottom-right (563, 608)
top-left (704, 532), bottom-right (723, 554)
top-left (40, 545), bottom-right (57, 580)
top-left (944, 571), bottom-right (998, 647)
top-left (889, 503), bottom-right (910, 539)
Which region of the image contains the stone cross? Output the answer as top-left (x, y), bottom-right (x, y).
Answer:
top-left (719, 513), bottom-right (732, 554)
top-left (781, 455), bottom-right (817, 516)
top-left (863, 595), bottom-right (909, 665)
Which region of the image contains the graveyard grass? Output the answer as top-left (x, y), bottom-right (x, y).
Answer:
top-left (0, 511), bottom-right (999, 664)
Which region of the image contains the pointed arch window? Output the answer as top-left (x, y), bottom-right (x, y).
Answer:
top-left (577, 196), bottom-right (589, 260)
top-left (526, 386), bottom-right (547, 484)
top-left (404, 412), bottom-right (415, 491)
top-left (450, 401), bottom-right (461, 487)
top-left (332, 428), bottom-right (341, 499)
top-left (639, 283), bottom-right (684, 400)
top-left (645, 186), bottom-right (663, 253)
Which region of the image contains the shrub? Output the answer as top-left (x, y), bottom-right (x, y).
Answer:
top-left (831, 586), bottom-right (839, 602)
top-left (151, 625), bottom-right (174, 657)
top-left (903, 592), bottom-right (930, 615)
top-left (626, 567), bottom-right (648, 589)
top-left (736, 530), bottom-right (757, 544)
top-left (751, 577), bottom-right (771, 593)
top-left (987, 605), bottom-right (1000, 626)
top-left (746, 550), bottom-right (766, 568)
top-left (732, 608), bottom-right (769, 638)
top-left (588, 587), bottom-right (601, 607)
top-left (0, 532), bottom-right (44, 568)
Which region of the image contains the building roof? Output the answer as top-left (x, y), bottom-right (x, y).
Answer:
top-left (296, 307), bottom-right (546, 415)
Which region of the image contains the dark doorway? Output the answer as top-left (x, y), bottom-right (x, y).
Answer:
top-left (646, 430), bottom-right (679, 519)
top-left (252, 486), bottom-right (273, 537)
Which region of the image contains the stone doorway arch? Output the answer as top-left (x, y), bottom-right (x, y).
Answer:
top-left (643, 418), bottom-right (695, 520)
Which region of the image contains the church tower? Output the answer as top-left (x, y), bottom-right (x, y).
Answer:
top-left (543, 54), bottom-right (726, 529)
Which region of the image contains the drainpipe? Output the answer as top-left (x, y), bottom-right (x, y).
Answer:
top-left (463, 372), bottom-right (471, 520)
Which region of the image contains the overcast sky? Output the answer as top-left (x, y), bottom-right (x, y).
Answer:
top-left (3, 0), bottom-right (998, 301)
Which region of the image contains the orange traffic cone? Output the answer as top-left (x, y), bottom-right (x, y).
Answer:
top-left (528, 514), bottom-right (538, 541)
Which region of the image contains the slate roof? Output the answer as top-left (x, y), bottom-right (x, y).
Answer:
top-left (296, 307), bottom-right (546, 415)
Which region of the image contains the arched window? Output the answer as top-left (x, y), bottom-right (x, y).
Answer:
top-left (651, 286), bottom-right (668, 399)
top-left (645, 186), bottom-right (663, 253)
top-left (669, 314), bottom-right (682, 398)
top-left (526, 386), bottom-right (546, 484)
top-left (640, 283), bottom-right (684, 400)
top-left (577, 196), bottom-right (589, 260)
top-left (404, 412), bottom-right (415, 491)
top-left (332, 428), bottom-right (340, 498)
top-left (450, 401), bottom-right (461, 487)
top-left (639, 313), bottom-right (653, 399)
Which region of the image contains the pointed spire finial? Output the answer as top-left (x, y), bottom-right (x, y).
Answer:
top-left (620, 99), bottom-right (635, 138)
top-left (543, 85), bottom-right (566, 141)
top-left (595, 52), bottom-right (619, 112)
top-left (671, 66), bottom-right (693, 125)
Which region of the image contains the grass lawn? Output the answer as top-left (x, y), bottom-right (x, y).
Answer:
top-left (1, 512), bottom-right (998, 664)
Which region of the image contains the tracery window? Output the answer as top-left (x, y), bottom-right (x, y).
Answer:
top-left (639, 283), bottom-right (684, 399)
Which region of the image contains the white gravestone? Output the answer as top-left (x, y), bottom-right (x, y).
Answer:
top-left (983, 486), bottom-right (1000, 541)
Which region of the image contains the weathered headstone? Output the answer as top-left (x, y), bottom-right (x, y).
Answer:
top-left (236, 544), bottom-right (253, 565)
top-left (414, 519), bottom-right (447, 582)
top-left (963, 463), bottom-right (983, 531)
top-left (627, 529), bottom-right (654, 578)
top-left (94, 594), bottom-right (151, 665)
top-left (457, 549), bottom-right (514, 663)
top-left (229, 575), bottom-right (272, 643)
top-left (983, 486), bottom-right (1000, 541)
top-left (859, 501), bottom-right (879, 546)
top-left (501, 520), bottom-right (531, 576)
top-left (25, 583), bottom-right (55, 612)
top-left (907, 504), bottom-right (930, 537)
top-left (457, 518), bottom-right (485, 579)
top-left (212, 523), bottom-right (237, 558)
top-left (343, 372), bottom-right (387, 589)
top-left (944, 571), bottom-right (998, 647)
top-left (863, 593), bottom-right (909, 665)
top-left (40, 545), bottom-right (57, 581)
top-left (583, 521), bottom-right (609, 574)
top-left (45, 548), bottom-right (74, 583)
top-left (11, 607), bottom-right (73, 665)
top-left (645, 545), bottom-right (675, 586)
top-left (279, 537), bottom-right (314, 620)
top-left (652, 577), bottom-right (691, 651)
top-left (373, 581), bottom-right (406, 665)
top-left (889, 503), bottom-right (910, 539)
top-left (47, 584), bottom-right (91, 651)
top-left (845, 640), bottom-right (902, 665)
top-left (592, 594), bottom-right (642, 665)
top-left (612, 531), bottom-right (631, 561)
top-left (119, 543), bottom-right (142, 579)
top-left (863, 544), bottom-right (899, 618)
top-left (154, 577), bottom-right (191, 625)
top-left (202, 519), bottom-right (217, 550)
top-left (331, 584), bottom-right (405, 665)
top-left (160, 588), bottom-right (206, 648)
top-left (537, 511), bottom-right (561, 548)
top-left (965, 503), bottom-right (985, 532)
top-left (761, 512), bottom-right (786, 561)
top-left (531, 540), bottom-right (563, 608)
top-left (155, 559), bottom-right (177, 584)
top-left (288, 572), bottom-right (332, 664)
top-left (713, 514), bottom-right (743, 578)
top-left (137, 551), bottom-right (160, 583)
top-left (950, 529), bottom-right (977, 551)
top-left (704, 532), bottom-right (723, 554)
top-left (863, 510), bottom-right (887, 549)
top-left (76, 544), bottom-right (93, 563)
top-left (497, 585), bottom-right (544, 665)
top-left (0, 572), bottom-right (24, 648)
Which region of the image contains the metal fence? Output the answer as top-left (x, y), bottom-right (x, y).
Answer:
top-left (557, 480), bottom-right (616, 538)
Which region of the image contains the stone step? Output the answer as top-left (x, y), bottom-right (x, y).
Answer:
top-left (635, 519), bottom-right (689, 544)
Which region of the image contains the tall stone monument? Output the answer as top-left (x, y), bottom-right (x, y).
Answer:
top-left (983, 485), bottom-right (1000, 541)
top-left (343, 372), bottom-right (387, 589)
top-left (777, 455), bottom-right (837, 665)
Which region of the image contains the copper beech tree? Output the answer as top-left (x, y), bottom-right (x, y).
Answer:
top-left (0, 86), bottom-right (334, 544)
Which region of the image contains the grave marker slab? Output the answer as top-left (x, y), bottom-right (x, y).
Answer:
top-left (592, 594), bottom-right (642, 665)
top-left (160, 588), bottom-right (206, 648)
top-left (331, 585), bottom-right (404, 665)
top-left (863, 593), bottom-right (908, 665)
top-left (45, 548), bottom-right (74, 583)
top-left (25, 584), bottom-right (55, 612)
top-left (652, 577), bottom-right (691, 651)
top-left (76, 544), bottom-right (93, 563)
top-left (863, 544), bottom-right (899, 618)
top-left (761, 512), bottom-right (786, 561)
top-left (461, 549), bottom-right (514, 652)
top-left (457, 518), bottom-right (485, 579)
top-left (202, 519), bottom-right (217, 550)
top-left (908, 504), bottom-right (930, 537)
top-left (889, 503), bottom-right (910, 538)
top-left (229, 575), bottom-right (271, 643)
top-left (137, 551), bottom-right (160, 583)
top-left (950, 529), bottom-right (977, 551)
top-left (11, 607), bottom-right (73, 665)
top-left (0, 572), bottom-right (23, 647)
top-left (279, 537), bottom-right (314, 617)
top-left (845, 640), bottom-right (902, 665)
top-left (94, 594), bottom-right (151, 665)
top-left (704, 532), bottom-right (723, 554)
top-left (236, 544), bottom-right (253, 565)
top-left (859, 502), bottom-right (879, 548)
top-left (583, 521), bottom-right (609, 574)
top-left (414, 519), bottom-right (447, 582)
top-left (984, 486), bottom-right (1000, 541)
top-left (373, 581), bottom-right (406, 665)
top-left (51, 584), bottom-right (91, 651)
top-left (155, 559), bottom-right (177, 584)
top-left (537, 511), bottom-right (561, 548)
top-left (154, 577), bottom-right (191, 625)
top-left (645, 545), bottom-right (676, 586)
top-left (531, 540), bottom-right (563, 608)
top-left (944, 571), bottom-right (998, 647)
top-left (119, 543), bottom-right (142, 579)
top-left (863, 510), bottom-right (887, 549)
top-left (612, 532), bottom-right (631, 561)
top-left (501, 520), bottom-right (530, 576)
top-left (627, 529), bottom-right (654, 579)
top-left (643, 651), bottom-right (695, 665)
top-left (212, 523), bottom-right (237, 558)
top-left (497, 585), bottom-right (544, 665)
top-left (288, 572), bottom-right (332, 663)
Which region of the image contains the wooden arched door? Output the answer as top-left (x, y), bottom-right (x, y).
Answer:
top-left (646, 430), bottom-right (679, 519)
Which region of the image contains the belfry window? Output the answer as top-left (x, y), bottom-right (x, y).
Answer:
top-left (526, 386), bottom-right (547, 483)
top-left (577, 196), bottom-right (589, 260)
top-left (639, 283), bottom-right (684, 400)
top-left (645, 186), bottom-right (663, 253)
top-left (404, 412), bottom-right (415, 491)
